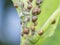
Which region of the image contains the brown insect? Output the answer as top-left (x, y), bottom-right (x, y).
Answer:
top-left (32, 16), bottom-right (37, 22)
top-left (14, 3), bottom-right (18, 8)
top-left (32, 7), bottom-right (41, 15)
top-left (38, 30), bottom-right (44, 35)
top-left (23, 27), bottom-right (29, 34)
top-left (31, 26), bottom-right (35, 31)
top-left (27, 3), bottom-right (32, 10)
top-left (35, 6), bottom-right (41, 15)
top-left (51, 20), bottom-right (56, 24)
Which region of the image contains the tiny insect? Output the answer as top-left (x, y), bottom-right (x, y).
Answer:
top-left (27, 3), bottom-right (32, 10)
top-left (31, 26), bottom-right (35, 31)
top-left (14, 3), bottom-right (18, 8)
top-left (51, 20), bottom-right (56, 24)
top-left (38, 30), bottom-right (44, 35)
top-left (32, 7), bottom-right (41, 15)
top-left (23, 27), bottom-right (29, 34)
top-left (32, 16), bottom-right (37, 22)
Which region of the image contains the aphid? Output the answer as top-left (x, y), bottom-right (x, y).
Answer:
top-left (35, 6), bottom-right (41, 15)
top-left (14, 3), bottom-right (18, 8)
top-left (23, 27), bottom-right (29, 34)
top-left (36, 0), bottom-right (42, 5)
top-left (51, 20), bottom-right (56, 24)
top-left (32, 16), bottom-right (37, 22)
top-left (31, 26), bottom-right (35, 31)
top-left (38, 30), bottom-right (44, 35)
top-left (32, 8), bottom-right (37, 15)
top-left (32, 7), bottom-right (41, 15)
top-left (27, 3), bottom-right (32, 10)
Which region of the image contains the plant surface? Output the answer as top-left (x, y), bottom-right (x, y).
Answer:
top-left (12, 0), bottom-right (60, 45)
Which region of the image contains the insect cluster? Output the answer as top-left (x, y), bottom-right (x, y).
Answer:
top-left (12, 0), bottom-right (60, 45)
top-left (13, 0), bottom-right (44, 37)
